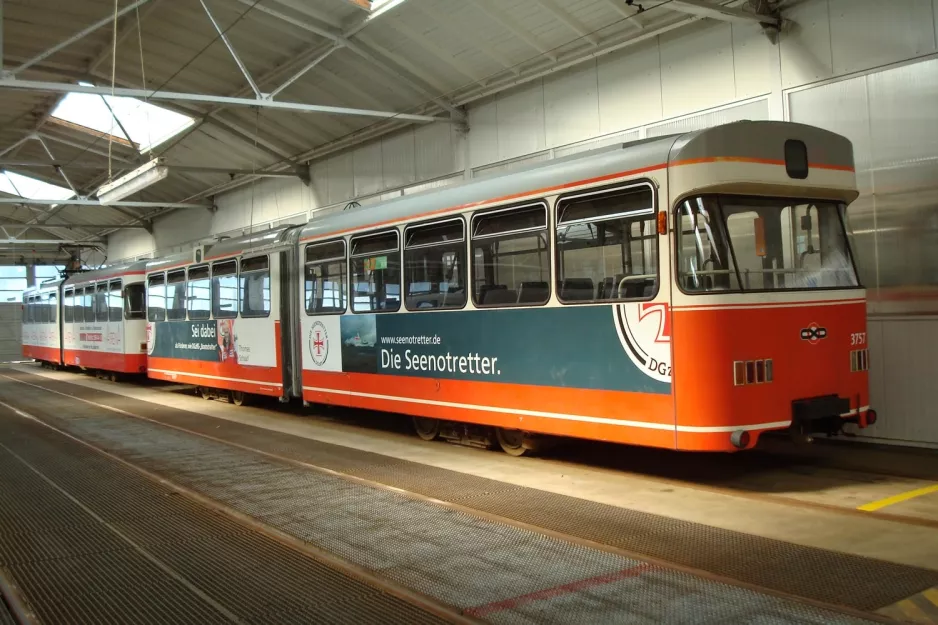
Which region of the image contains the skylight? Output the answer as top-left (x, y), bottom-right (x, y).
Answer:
top-left (0, 171), bottom-right (74, 203)
top-left (50, 85), bottom-right (195, 152)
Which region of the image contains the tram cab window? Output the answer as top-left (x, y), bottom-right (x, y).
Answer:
top-left (63, 288), bottom-right (74, 323)
top-left (555, 185), bottom-right (657, 303)
top-left (187, 265), bottom-right (211, 320)
top-left (211, 260), bottom-right (238, 319)
top-left (240, 256), bottom-right (271, 318)
top-left (404, 219), bottom-right (466, 311)
top-left (108, 280), bottom-right (123, 322)
top-left (350, 231), bottom-right (401, 313)
top-left (305, 241), bottom-right (347, 315)
top-left (677, 196), bottom-right (859, 293)
top-left (471, 204), bottom-right (550, 307)
top-left (124, 284), bottom-right (146, 320)
top-left (147, 274), bottom-right (166, 322)
top-left (166, 270), bottom-right (187, 320)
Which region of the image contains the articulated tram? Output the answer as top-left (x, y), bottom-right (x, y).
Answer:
top-left (24, 120), bottom-right (875, 453)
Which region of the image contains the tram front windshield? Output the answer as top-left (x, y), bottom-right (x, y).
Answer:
top-left (677, 195), bottom-right (859, 293)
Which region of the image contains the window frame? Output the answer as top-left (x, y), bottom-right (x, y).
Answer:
top-left (48, 290), bottom-right (58, 324)
top-left (63, 287), bottom-right (74, 323)
top-left (470, 200), bottom-right (552, 309)
top-left (672, 193), bottom-right (864, 297)
top-left (93, 282), bottom-right (109, 322)
top-left (211, 259), bottom-right (239, 319)
top-left (108, 279), bottom-right (123, 323)
top-left (186, 264), bottom-right (211, 320)
top-left (403, 216), bottom-right (468, 312)
top-left (349, 229), bottom-right (402, 314)
top-left (554, 181), bottom-right (660, 306)
top-left (147, 272), bottom-right (167, 322)
top-left (124, 282), bottom-right (146, 320)
top-left (304, 239), bottom-right (347, 316)
top-left (238, 254), bottom-right (272, 319)
top-left (165, 269), bottom-right (187, 321)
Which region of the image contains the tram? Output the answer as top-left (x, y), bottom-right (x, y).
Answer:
top-left (26, 119), bottom-right (875, 454)
top-left (21, 279), bottom-right (64, 367)
top-left (60, 261), bottom-right (149, 377)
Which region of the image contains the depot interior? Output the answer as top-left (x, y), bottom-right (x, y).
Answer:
top-left (1, 0), bottom-right (936, 450)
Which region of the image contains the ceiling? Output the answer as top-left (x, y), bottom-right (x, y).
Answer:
top-left (0, 0), bottom-right (780, 261)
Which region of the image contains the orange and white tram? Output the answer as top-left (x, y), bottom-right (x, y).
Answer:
top-left (60, 261), bottom-right (149, 376)
top-left (21, 279), bottom-right (64, 367)
top-left (58, 119), bottom-right (872, 454)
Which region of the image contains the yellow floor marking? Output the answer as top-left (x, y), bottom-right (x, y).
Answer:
top-left (898, 598), bottom-right (932, 623)
top-left (857, 484), bottom-right (938, 512)
top-left (924, 588), bottom-right (938, 607)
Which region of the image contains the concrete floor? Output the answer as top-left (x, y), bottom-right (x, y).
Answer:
top-left (9, 364), bottom-right (938, 572)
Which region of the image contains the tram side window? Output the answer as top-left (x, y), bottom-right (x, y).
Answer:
top-left (305, 241), bottom-right (346, 315)
top-left (80, 287), bottom-right (92, 323)
top-left (94, 283), bottom-right (108, 322)
top-left (212, 260), bottom-right (238, 319)
top-left (166, 271), bottom-right (187, 320)
top-left (187, 265), bottom-right (211, 320)
top-left (350, 231), bottom-right (401, 313)
top-left (24, 296), bottom-right (32, 324)
top-left (39, 293), bottom-right (49, 323)
top-left (404, 219), bottom-right (466, 311)
top-left (63, 288), bottom-right (74, 323)
top-left (240, 256), bottom-right (271, 318)
top-left (147, 274), bottom-right (166, 322)
top-left (49, 292), bottom-right (57, 323)
top-left (124, 284), bottom-right (146, 320)
top-left (471, 204), bottom-right (550, 307)
top-left (108, 280), bottom-right (122, 322)
top-left (555, 185), bottom-right (658, 303)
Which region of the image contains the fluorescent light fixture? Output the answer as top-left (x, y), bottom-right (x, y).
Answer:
top-left (96, 157), bottom-right (169, 205)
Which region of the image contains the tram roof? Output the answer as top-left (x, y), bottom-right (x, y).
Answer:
top-left (297, 120), bottom-right (855, 242)
top-left (63, 260), bottom-right (150, 287)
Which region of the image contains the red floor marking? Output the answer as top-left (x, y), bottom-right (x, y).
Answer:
top-left (465, 562), bottom-right (654, 617)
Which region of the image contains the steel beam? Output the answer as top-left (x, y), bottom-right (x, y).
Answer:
top-left (0, 160), bottom-right (298, 177)
top-left (87, 0), bottom-right (164, 73)
top-left (0, 79), bottom-right (450, 122)
top-left (269, 45), bottom-right (340, 99)
top-left (0, 222), bottom-right (149, 229)
top-left (33, 135), bottom-right (80, 196)
top-left (0, 198), bottom-right (211, 208)
top-left (199, 0), bottom-right (263, 99)
top-left (667, 0), bottom-right (780, 26)
top-left (1, 239), bottom-right (103, 245)
top-left (10, 0), bottom-right (152, 76)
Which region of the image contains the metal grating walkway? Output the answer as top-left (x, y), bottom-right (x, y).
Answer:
top-left (0, 409), bottom-right (451, 625)
top-left (0, 372), bottom-right (884, 624)
top-left (4, 368), bottom-right (935, 613)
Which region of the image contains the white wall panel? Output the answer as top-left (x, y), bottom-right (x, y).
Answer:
top-left (731, 24), bottom-right (774, 99)
top-left (597, 39), bottom-right (662, 134)
top-left (468, 97), bottom-right (499, 168)
top-left (381, 130), bottom-right (417, 190)
top-left (496, 81), bottom-right (546, 162)
top-left (659, 22), bottom-right (736, 118)
top-left (415, 121), bottom-right (458, 181)
top-left (0, 303), bottom-right (23, 363)
top-left (828, 0), bottom-right (936, 76)
top-left (327, 151), bottom-right (354, 205)
top-left (867, 58), bottom-right (938, 171)
top-left (872, 319), bottom-right (938, 444)
top-left (309, 160), bottom-right (329, 208)
top-left (353, 142), bottom-right (384, 198)
top-left (553, 129), bottom-right (641, 159)
top-left (107, 229), bottom-right (155, 261)
top-left (787, 76), bottom-right (873, 193)
top-left (647, 98), bottom-right (769, 138)
top-left (779, 0), bottom-right (833, 89)
top-left (543, 62), bottom-right (600, 148)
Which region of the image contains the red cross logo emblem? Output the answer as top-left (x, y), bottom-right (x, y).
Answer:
top-left (309, 321), bottom-right (329, 366)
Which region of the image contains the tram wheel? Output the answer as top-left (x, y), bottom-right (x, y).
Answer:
top-left (199, 387), bottom-right (213, 400)
top-left (108, 372), bottom-right (118, 383)
top-left (495, 428), bottom-right (533, 457)
top-left (230, 391), bottom-right (248, 406)
top-left (413, 417), bottom-right (441, 441)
